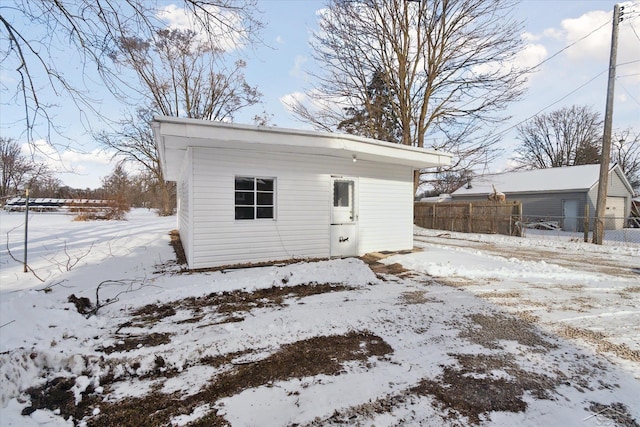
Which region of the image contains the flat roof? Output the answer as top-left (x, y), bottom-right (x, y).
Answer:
top-left (152, 116), bottom-right (452, 181)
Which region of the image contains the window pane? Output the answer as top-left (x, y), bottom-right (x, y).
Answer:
top-left (235, 191), bottom-right (254, 205)
top-left (257, 207), bottom-right (274, 219)
top-left (257, 178), bottom-right (273, 191)
top-left (235, 177), bottom-right (254, 191)
top-left (257, 192), bottom-right (273, 205)
top-left (334, 181), bottom-right (350, 207)
top-left (235, 207), bottom-right (254, 220)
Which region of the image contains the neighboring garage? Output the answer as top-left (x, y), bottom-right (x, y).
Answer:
top-left (450, 164), bottom-right (635, 231)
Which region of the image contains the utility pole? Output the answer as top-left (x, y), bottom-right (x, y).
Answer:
top-left (593, 3), bottom-right (623, 245)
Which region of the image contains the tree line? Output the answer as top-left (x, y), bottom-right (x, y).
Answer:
top-left (0, 136), bottom-right (175, 213)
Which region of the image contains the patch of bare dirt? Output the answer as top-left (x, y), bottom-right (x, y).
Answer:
top-left (587, 402), bottom-right (639, 427)
top-left (169, 229), bottom-right (188, 265)
top-left (459, 313), bottom-right (557, 351)
top-left (559, 326), bottom-right (640, 362)
top-left (117, 282), bottom-right (355, 331)
top-left (301, 391), bottom-right (414, 426)
top-left (360, 252), bottom-right (419, 280)
top-left (97, 332), bottom-right (173, 354)
top-left (23, 332), bottom-right (393, 426)
top-left (412, 352), bottom-right (560, 425)
top-left (21, 377), bottom-right (101, 420)
top-left (400, 290), bottom-right (438, 305)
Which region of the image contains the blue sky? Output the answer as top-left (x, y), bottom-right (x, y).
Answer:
top-left (1, 0), bottom-right (639, 189)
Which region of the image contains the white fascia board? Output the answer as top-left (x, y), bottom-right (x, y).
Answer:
top-left (154, 117), bottom-right (452, 180)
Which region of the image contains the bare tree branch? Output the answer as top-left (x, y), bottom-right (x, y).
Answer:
top-left (1, 0), bottom-right (263, 146)
top-left (286, 0), bottom-right (527, 181)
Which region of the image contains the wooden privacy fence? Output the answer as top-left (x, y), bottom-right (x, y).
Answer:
top-left (414, 201), bottom-right (523, 237)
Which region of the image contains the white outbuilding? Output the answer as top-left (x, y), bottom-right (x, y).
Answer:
top-left (152, 117), bottom-right (452, 269)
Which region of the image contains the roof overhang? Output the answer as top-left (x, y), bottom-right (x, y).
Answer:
top-left (152, 116), bottom-right (452, 181)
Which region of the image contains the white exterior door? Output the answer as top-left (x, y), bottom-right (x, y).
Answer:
top-left (330, 177), bottom-right (358, 257)
top-left (605, 196), bottom-right (625, 230)
top-left (562, 199), bottom-right (580, 231)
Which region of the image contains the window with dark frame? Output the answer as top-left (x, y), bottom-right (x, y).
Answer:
top-left (235, 177), bottom-right (275, 220)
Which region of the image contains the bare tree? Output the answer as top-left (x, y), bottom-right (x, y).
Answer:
top-left (99, 163), bottom-right (132, 220)
top-left (1, 0), bottom-right (262, 144)
top-left (423, 169), bottom-right (474, 197)
top-left (514, 105), bottom-right (602, 169)
top-left (24, 170), bottom-right (62, 198)
top-left (0, 137), bottom-right (29, 202)
top-left (612, 128), bottom-right (640, 192)
top-left (111, 28), bottom-right (261, 121)
top-left (0, 136), bottom-right (54, 202)
top-left (286, 0), bottom-right (528, 189)
top-left (94, 108), bottom-right (175, 216)
top-left (99, 27), bottom-right (261, 216)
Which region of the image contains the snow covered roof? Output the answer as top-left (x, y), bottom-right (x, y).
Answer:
top-left (152, 116), bottom-right (452, 181)
top-left (452, 164), bottom-right (632, 196)
top-left (419, 194), bottom-right (453, 203)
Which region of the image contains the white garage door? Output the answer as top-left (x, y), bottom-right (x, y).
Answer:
top-left (605, 197), bottom-right (625, 230)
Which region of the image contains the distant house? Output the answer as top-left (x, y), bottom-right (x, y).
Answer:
top-left (450, 164), bottom-right (634, 231)
top-left (152, 117), bottom-right (452, 269)
top-left (3, 198), bottom-right (108, 212)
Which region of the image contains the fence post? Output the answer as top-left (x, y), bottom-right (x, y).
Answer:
top-left (517, 202), bottom-right (523, 236)
top-left (432, 205), bottom-right (436, 229)
top-left (23, 188), bottom-right (29, 273)
top-left (468, 204), bottom-right (473, 233)
top-left (583, 204), bottom-right (589, 242)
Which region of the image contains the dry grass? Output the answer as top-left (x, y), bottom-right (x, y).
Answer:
top-left (559, 326), bottom-right (640, 362)
top-left (22, 332), bottom-right (393, 426)
top-left (412, 353), bottom-right (560, 425)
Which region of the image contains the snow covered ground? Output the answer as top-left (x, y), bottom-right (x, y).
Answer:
top-left (1, 210), bottom-right (638, 426)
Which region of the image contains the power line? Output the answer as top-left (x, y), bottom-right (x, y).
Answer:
top-left (522, 19), bottom-right (611, 73)
top-left (490, 69), bottom-right (608, 140)
top-left (617, 80), bottom-right (640, 107)
top-left (629, 22), bottom-right (640, 42)
top-left (486, 33), bottom-right (640, 143)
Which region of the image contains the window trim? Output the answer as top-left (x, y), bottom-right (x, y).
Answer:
top-left (234, 176), bottom-right (276, 221)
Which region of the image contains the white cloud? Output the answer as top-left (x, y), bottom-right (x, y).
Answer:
top-left (560, 10), bottom-right (611, 62)
top-left (21, 140), bottom-right (113, 188)
top-left (157, 4), bottom-right (246, 52)
top-left (521, 32), bottom-right (541, 42)
top-left (289, 55), bottom-right (308, 78)
top-left (280, 91), bottom-right (307, 113)
top-left (542, 27), bottom-right (563, 40)
top-left (275, 35), bottom-right (284, 44)
top-left (516, 42), bottom-right (548, 71)
top-left (545, 2), bottom-right (640, 67)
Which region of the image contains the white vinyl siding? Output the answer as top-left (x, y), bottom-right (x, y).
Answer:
top-left (177, 149), bottom-right (193, 267)
top-left (182, 147), bottom-right (415, 269)
top-left (359, 170), bottom-right (414, 254)
top-left (189, 149), bottom-right (330, 268)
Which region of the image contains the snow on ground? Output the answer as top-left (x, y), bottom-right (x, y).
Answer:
top-left (388, 227), bottom-right (640, 372)
top-left (0, 210), bottom-right (639, 426)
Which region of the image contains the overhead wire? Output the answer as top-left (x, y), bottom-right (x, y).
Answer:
top-left (487, 13), bottom-right (640, 143)
top-left (521, 19), bottom-right (611, 73)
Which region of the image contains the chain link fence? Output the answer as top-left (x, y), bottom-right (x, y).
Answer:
top-left (519, 215), bottom-right (640, 245)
